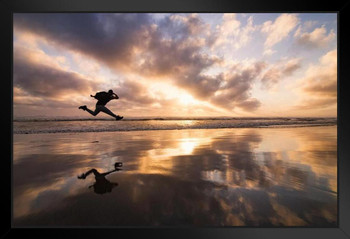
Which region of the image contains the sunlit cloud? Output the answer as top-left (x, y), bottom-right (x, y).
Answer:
top-left (13, 45), bottom-right (99, 101)
top-left (261, 58), bottom-right (302, 89)
top-left (292, 49), bottom-right (337, 113)
top-left (294, 24), bottom-right (336, 49)
top-left (212, 14), bottom-right (257, 51)
top-left (261, 14), bottom-right (299, 56)
top-left (209, 61), bottom-right (266, 111)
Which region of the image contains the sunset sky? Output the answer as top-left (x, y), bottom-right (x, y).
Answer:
top-left (13, 13), bottom-right (337, 118)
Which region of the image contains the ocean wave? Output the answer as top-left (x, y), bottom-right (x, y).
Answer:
top-left (13, 118), bottom-right (337, 134)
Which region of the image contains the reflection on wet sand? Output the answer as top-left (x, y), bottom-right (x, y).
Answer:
top-left (13, 126), bottom-right (337, 226)
top-left (77, 162), bottom-right (122, 194)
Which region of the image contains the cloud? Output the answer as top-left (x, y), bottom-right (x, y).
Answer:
top-left (283, 58), bottom-right (302, 75)
top-left (209, 61), bottom-right (266, 111)
top-left (294, 25), bottom-right (335, 49)
top-left (262, 14), bottom-right (299, 47)
top-left (261, 14), bottom-right (299, 51)
top-left (261, 67), bottom-right (281, 88)
top-left (13, 13), bottom-right (269, 113)
top-left (129, 14), bottom-right (267, 112)
top-left (115, 79), bottom-right (159, 106)
top-left (135, 14), bottom-right (220, 77)
top-left (14, 13), bottom-right (152, 70)
top-left (263, 48), bottom-right (276, 56)
top-left (13, 45), bottom-right (98, 100)
top-left (302, 50), bottom-right (337, 97)
top-left (13, 14), bottom-right (219, 95)
top-left (139, 14), bottom-right (267, 112)
top-left (261, 58), bottom-right (302, 89)
top-left (213, 14), bottom-right (257, 51)
top-left (17, 13), bottom-right (326, 116)
top-left (293, 50), bottom-right (337, 111)
top-left (296, 98), bottom-right (336, 110)
top-left (13, 13), bottom-right (218, 80)
top-left (13, 13), bottom-right (222, 114)
top-left (236, 98), bottom-right (262, 111)
top-left (13, 43), bottom-right (169, 114)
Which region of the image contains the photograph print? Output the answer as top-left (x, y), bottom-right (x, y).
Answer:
top-left (13, 13), bottom-right (337, 227)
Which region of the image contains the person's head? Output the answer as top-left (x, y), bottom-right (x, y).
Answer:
top-left (108, 89), bottom-right (113, 94)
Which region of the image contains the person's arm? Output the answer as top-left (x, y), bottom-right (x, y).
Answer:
top-left (100, 168), bottom-right (121, 177)
top-left (112, 93), bottom-right (119, 99)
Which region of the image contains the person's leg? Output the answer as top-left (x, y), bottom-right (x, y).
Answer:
top-left (99, 105), bottom-right (118, 118)
top-left (85, 106), bottom-right (101, 116)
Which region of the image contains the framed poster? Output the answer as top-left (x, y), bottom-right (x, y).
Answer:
top-left (2, 0), bottom-right (350, 238)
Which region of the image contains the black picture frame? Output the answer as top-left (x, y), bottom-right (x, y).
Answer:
top-left (2, 0), bottom-right (350, 238)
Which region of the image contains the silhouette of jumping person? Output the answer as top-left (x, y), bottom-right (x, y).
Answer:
top-left (79, 89), bottom-right (123, 120)
top-left (77, 163), bottom-right (123, 194)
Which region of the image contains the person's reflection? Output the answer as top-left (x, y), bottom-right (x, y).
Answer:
top-left (77, 162), bottom-right (122, 194)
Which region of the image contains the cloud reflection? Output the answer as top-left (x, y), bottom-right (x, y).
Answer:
top-left (13, 127), bottom-right (337, 226)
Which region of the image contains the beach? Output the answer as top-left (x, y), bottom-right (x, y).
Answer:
top-left (13, 124), bottom-right (337, 227)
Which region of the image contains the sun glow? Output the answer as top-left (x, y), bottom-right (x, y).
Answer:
top-left (149, 81), bottom-right (202, 108)
top-left (179, 93), bottom-right (198, 106)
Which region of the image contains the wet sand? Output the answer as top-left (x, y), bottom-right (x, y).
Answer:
top-left (12, 126), bottom-right (337, 227)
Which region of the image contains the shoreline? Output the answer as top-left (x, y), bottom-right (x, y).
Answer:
top-left (13, 123), bottom-right (337, 135)
top-left (13, 116), bottom-right (337, 122)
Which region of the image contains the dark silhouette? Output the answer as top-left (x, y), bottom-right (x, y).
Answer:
top-left (77, 162), bottom-right (123, 194)
top-left (79, 89), bottom-right (123, 120)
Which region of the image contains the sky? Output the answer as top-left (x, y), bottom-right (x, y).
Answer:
top-left (13, 13), bottom-right (337, 118)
